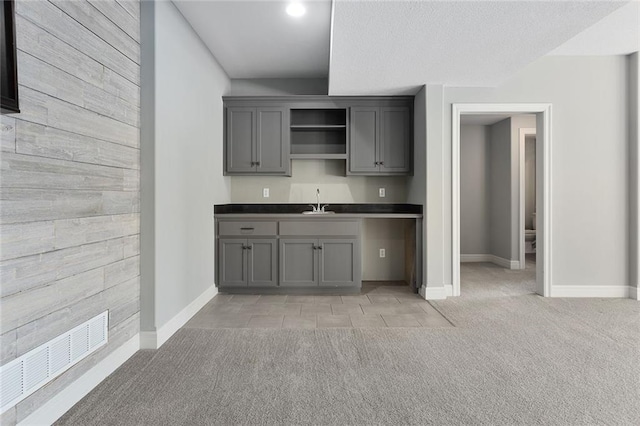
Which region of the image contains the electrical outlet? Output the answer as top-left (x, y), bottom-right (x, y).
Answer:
top-left (263, 188), bottom-right (269, 198)
top-left (379, 188), bottom-right (386, 198)
top-left (379, 248), bottom-right (386, 258)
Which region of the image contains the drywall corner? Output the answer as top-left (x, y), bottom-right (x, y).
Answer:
top-left (140, 0), bottom-right (156, 334)
top-left (629, 52), bottom-right (639, 294)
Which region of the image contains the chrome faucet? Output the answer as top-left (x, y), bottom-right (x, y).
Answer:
top-left (308, 188), bottom-right (329, 212)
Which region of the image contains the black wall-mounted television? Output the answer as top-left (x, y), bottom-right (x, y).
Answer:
top-left (1, 0), bottom-right (20, 114)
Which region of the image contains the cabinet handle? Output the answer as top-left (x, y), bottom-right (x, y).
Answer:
top-left (247, 245), bottom-right (252, 250)
top-left (379, 161), bottom-right (384, 166)
top-left (240, 227), bottom-right (254, 231)
top-left (318, 246), bottom-right (323, 250)
top-left (374, 161), bottom-right (379, 165)
top-left (255, 161), bottom-right (261, 166)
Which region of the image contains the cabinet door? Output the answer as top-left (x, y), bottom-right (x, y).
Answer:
top-left (247, 239), bottom-right (278, 287)
top-left (380, 106), bottom-right (411, 173)
top-left (226, 107), bottom-right (255, 173)
top-left (219, 239), bottom-right (247, 286)
top-left (279, 239), bottom-right (318, 287)
top-left (256, 107), bottom-right (289, 174)
top-left (349, 107), bottom-right (379, 173)
top-left (318, 239), bottom-right (360, 287)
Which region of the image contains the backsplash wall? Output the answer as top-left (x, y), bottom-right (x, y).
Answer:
top-left (230, 160), bottom-right (408, 203)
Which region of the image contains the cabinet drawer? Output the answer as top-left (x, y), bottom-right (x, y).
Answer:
top-left (279, 221), bottom-right (359, 236)
top-left (219, 221), bottom-right (277, 236)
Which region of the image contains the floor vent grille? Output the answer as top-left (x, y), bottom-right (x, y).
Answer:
top-left (0, 311), bottom-right (108, 414)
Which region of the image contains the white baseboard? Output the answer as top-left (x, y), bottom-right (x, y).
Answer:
top-left (423, 286), bottom-right (447, 300)
top-left (140, 285), bottom-right (217, 350)
top-left (445, 284), bottom-right (453, 297)
top-left (630, 286), bottom-right (639, 301)
top-left (460, 254), bottom-right (519, 270)
top-left (18, 334), bottom-right (140, 426)
top-left (551, 285), bottom-right (631, 298)
top-left (460, 254), bottom-right (492, 262)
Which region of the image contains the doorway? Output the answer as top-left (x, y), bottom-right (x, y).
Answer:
top-left (452, 104), bottom-right (552, 297)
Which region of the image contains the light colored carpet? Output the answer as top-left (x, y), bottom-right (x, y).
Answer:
top-left (57, 263), bottom-right (640, 425)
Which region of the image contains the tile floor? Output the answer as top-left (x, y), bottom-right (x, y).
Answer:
top-left (184, 282), bottom-right (454, 329)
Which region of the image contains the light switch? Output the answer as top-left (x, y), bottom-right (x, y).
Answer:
top-left (379, 188), bottom-right (386, 198)
top-left (379, 248), bottom-right (386, 258)
top-left (263, 188), bottom-right (269, 198)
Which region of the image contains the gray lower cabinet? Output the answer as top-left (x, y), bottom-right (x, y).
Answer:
top-left (219, 238), bottom-right (277, 287)
top-left (279, 239), bottom-right (318, 287)
top-left (280, 238), bottom-right (360, 287)
top-left (349, 106), bottom-right (411, 175)
top-left (318, 239), bottom-right (359, 287)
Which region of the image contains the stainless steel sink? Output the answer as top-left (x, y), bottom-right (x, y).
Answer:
top-left (302, 210), bottom-right (335, 215)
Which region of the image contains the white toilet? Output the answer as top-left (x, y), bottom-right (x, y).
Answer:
top-left (525, 213), bottom-right (536, 252)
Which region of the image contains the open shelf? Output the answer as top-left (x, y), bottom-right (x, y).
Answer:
top-left (290, 153), bottom-right (347, 160)
top-left (290, 108), bottom-right (347, 159)
top-left (290, 109), bottom-right (346, 126)
top-left (290, 124), bottom-right (346, 130)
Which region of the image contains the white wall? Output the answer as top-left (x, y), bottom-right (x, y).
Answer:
top-left (435, 56), bottom-right (629, 290)
top-left (629, 52), bottom-right (639, 296)
top-left (460, 125), bottom-right (490, 254)
top-left (141, 1), bottom-right (231, 333)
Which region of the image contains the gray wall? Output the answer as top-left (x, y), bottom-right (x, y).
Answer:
top-left (488, 118), bottom-right (513, 260)
top-left (362, 219), bottom-right (407, 281)
top-left (525, 136), bottom-right (536, 230)
top-left (630, 52), bottom-right (639, 294)
top-left (229, 78), bottom-right (328, 95)
top-left (0, 1), bottom-right (140, 424)
top-left (434, 55), bottom-right (629, 289)
top-left (460, 125), bottom-right (490, 254)
top-left (230, 160), bottom-right (407, 204)
top-left (141, 0), bottom-right (231, 333)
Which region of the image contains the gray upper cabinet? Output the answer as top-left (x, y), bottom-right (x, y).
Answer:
top-left (349, 105), bottom-right (411, 175)
top-left (225, 106), bottom-right (289, 175)
top-left (349, 107), bottom-right (379, 173)
top-left (380, 107), bottom-right (411, 173)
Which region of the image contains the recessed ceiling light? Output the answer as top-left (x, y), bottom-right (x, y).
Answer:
top-left (286, 2), bottom-right (306, 18)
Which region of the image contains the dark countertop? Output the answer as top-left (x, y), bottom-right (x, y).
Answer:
top-left (214, 203), bottom-right (422, 215)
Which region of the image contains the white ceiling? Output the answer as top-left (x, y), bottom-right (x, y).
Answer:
top-left (328, 0), bottom-right (629, 95)
top-left (549, 1), bottom-right (639, 56)
top-left (173, 0), bottom-right (332, 78)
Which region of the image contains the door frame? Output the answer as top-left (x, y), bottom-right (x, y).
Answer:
top-left (519, 128), bottom-right (537, 269)
top-left (452, 103), bottom-right (552, 297)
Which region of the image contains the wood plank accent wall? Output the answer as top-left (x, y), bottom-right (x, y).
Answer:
top-left (0, 1), bottom-right (140, 423)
